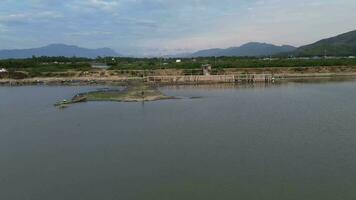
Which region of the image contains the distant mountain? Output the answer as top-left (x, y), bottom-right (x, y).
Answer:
top-left (293, 30), bottom-right (356, 56)
top-left (0, 44), bottom-right (120, 59)
top-left (189, 42), bottom-right (296, 57)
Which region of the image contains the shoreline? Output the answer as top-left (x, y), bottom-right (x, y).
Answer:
top-left (2, 72), bottom-right (356, 86)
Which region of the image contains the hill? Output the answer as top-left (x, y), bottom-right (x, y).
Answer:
top-left (0, 44), bottom-right (120, 59)
top-left (294, 30), bottom-right (356, 56)
top-left (189, 42), bottom-right (296, 57)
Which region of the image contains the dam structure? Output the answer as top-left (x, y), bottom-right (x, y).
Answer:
top-left (145, 74), bottom-right (282, 84)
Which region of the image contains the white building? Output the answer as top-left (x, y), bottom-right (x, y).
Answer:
top-left (176, 59), bottom-right (182, 63)
top-left (0, 68), bottom-right (7, 73)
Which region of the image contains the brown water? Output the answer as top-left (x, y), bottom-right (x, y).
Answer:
top-left (1, 80), bottom-right (356, 200)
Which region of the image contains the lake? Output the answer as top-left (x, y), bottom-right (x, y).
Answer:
top-left (1, 80), bottom-right (356, 200)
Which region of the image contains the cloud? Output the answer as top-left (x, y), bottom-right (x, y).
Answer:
top-left (0, 0), bottom-right (356, 55)
top-left (68, 31), bottom-right (114, 38)
top-left (0, 11), bottom-right (62, 25)
top-left (68, 0), bottom-right (122, 13)
top-left (0, 24), bottom-right (8, 33)
top-left (87, 0), bottom-right (120, 10)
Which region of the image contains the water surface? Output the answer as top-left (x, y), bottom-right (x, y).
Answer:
top-left (1, 81), bottom-right (356, 200)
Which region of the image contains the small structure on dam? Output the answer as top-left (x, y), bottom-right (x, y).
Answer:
top-left (202, 64), bottom-right (212, 76)
top-left (0, 68), bottom-right (8, 78)
top-left (0, 68), bottom-right (7, 73)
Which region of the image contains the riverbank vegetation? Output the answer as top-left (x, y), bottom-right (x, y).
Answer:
top-left (0, 56), bottom-right (91, 77)
top-left (1, 56), bottom-right (356, 78)
top-left (106, 57), bottom-right (356, 70)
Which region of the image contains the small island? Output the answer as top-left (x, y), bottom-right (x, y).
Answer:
top-left (55, 82), bottom-right (174, 108)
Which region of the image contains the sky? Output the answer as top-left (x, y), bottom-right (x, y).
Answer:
top-left (0, 0), bottom-right (356, 56)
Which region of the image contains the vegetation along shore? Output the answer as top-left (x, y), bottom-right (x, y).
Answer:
top-left (1, 56), bottom-right (356, 85)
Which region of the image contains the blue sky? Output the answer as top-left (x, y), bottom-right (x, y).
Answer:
top-left (0, 0), bottom-right (356, 56)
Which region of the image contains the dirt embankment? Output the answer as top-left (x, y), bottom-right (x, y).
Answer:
top-left (2, 66), bottom-right (356, 85)
top-left (222, 66), bottom-right (356, 74)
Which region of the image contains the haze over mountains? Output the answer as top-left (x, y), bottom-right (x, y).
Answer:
top-left (0, 44), bottom-right (119, 59)
top-left (0, 30), bottom-right (355, 59)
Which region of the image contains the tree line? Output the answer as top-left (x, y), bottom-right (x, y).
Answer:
top-left (1, 56), bottom-right (356, 72)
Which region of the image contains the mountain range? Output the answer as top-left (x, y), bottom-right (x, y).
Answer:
top-left (0, 29), bottom-right (356, 59)
top-left (188, 30), bottom-right (356, 57)
top-left (189, 42), bottom-right (296, 57)
top-left (0, 44), bottom-right (119, 59)
top-left (292, 30), bottom-right (356, 57)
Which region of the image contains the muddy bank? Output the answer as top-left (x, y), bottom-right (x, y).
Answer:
top-left (0, 77), bottom-right (140, 86)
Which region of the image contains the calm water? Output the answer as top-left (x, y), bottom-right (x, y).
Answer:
top-left (1, 80), bottom-right (356, 200)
